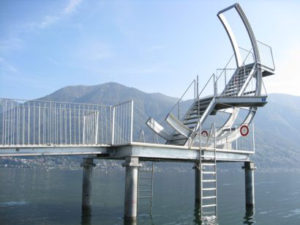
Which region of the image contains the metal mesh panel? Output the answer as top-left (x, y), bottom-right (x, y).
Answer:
top-left (0, 99), bottom-right (113, 147)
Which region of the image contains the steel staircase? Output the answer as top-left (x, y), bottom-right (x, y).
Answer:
top-left (138, 162), bottom-right (154, 215)
top-left (222, 63), bottom-right (255, 96)
top-left (166, 62), bottom-right (258, 146)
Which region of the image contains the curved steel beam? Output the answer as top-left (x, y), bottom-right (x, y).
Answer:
top-left (218, 3), bottom-right (262, 95)
top-left (218, 13), bottom-right (243, 67)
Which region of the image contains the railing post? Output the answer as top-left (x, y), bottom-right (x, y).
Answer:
top-left (225, 70), bottom-right (227, 88)
top-left (196, 75), bottom-right (199, 99)
top-left (130, 100), bottom-right (134, 144)
top-left (177, 102), bottom-right (180, 119)
top-left (111, 106), bottom-right (115, 145)
top-left (83, 116), bottom-right (86, 144)
top-left (95, 111), bottom-right (99, 144)
top-left (213, 73), bottom-right (217, 96)
top-left (252, 123), bottom-right (255, 154)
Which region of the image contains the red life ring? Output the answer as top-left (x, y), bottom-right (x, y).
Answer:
top-left (240, 125), bottom-right (249, 136)
top-left (201, 130), bottom-right (208, 137)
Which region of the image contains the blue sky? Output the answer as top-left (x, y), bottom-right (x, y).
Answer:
top-left (0, 0), bottom-right (300, 99)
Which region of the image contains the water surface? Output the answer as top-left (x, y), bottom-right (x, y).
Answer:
top-left (0, 164), bottom-right (299, 225)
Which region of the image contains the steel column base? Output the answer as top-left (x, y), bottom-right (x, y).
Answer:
top-left (123, 157), bottom-right (141, 220)
top-left (194, 162), bottom-right (201, 205)
top-left (81, 158), bottom-right (96, 216)
top-left (242, 161), bottom-right (256, 208)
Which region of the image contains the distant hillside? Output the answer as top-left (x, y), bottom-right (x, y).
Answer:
top-left (39, 82), bottom-right (178, 123)
top-left (254, 94), bottom-right (300, 169)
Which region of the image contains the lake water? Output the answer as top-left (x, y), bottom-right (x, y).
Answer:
top-left (0, 163), bottom-right (300, 225)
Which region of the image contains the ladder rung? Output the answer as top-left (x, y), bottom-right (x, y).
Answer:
top-left (202, 179), bottom-right (216, 183)
top-left (203, 188), bottom-right (216, 191)
top-left (202, 204), bottom-right (217, 208)
top-left (138, 196), bottom-right (152, 199)
top-left (202, 158), bottom-right (215, 161)
top-left (202, 163), bottom-right (215, 166)
top-left (202, 196), bottom-right (216, 199)
top-left (202, 172), bottom-right (216, 175)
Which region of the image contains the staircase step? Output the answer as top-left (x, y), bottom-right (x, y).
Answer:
top-left (243, 90), bottom-right (256, 95)
top-left (184, 121), bottom-right (198, 125)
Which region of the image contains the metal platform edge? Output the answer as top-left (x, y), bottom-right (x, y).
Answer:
top-left (0, 142), bottom-right (252, 162)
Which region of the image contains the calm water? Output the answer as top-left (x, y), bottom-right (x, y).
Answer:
top-left (0, 163), bottom-right (300, 225)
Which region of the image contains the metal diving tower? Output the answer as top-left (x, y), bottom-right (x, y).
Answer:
top-left (0, 3), bottom-right (275, 224)
top-left (146, 3), bottom-right (275, 221)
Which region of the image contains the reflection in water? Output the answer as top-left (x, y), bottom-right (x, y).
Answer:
top-left (124, 215), bottom-right (156, 225)
top-left (194, 204), bottom-right (219, 225)
top-left (194, 204), bottom-right (202, 224)
top-left (243, 206), bottom-right (256, 225)
top-left (123, 218), bottom-right (137, 225)
top-left (81, 208), bottom-right (92, 225)
top-left (81, 214), bottom-right (91, 225)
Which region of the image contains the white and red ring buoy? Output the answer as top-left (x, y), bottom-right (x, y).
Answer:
top-left (240, 125), bottom-right (249, 136)
top-left (201, 130), bottom-right (208, 137)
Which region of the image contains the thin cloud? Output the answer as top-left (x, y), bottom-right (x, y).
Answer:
top-left (36, 0), bottom-right (83, 29)
top-left (266, 46), bottom-right (300, 96)
top-left (0, 57), bottom-right (18, 73)
top-left (0, 38), bottom-right (23, 53)
top-left (64, 0), bottom-right (83, 14)
top-left (39, 15), bottom-right (60, 29)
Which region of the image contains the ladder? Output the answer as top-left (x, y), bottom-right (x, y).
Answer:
top-left (200, 125), bottom-right (218, 221)
top-left (138, 162), bottom-right (154, 215)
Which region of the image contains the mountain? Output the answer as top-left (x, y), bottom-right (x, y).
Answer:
top-left (253, 94), bottom-right (300, 169)
top-left (39, 82), bottom-right (178, 120)
top-left (2, 82), bottom-right (300, 170)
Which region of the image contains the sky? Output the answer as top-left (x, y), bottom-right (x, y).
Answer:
top-left (0, 0), bottom-right (300, 100)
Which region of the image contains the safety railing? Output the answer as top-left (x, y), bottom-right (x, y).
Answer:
top-left (111, 100), bottom-right (134, 145)
top-left (257, 40), bottom-right (275, 71)
top-left (0, 98), bottom-right (135, 147)
top-left (198, 123), bottom-right (255, 152)
top-left (167, 79), bottom-right (197, 120)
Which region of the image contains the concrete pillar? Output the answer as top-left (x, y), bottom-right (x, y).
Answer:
top-left (81, 158), bottom-right (96, 216)
top-left (123, 157), bottom-right (141, 221)
top-left (243, 161), bottom-right (256, 208)
top-left (194, 162), bottom-right (202, 206)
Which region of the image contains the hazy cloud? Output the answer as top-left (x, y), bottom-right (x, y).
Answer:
top-left (267, 46), bottom-right (300, 96)
top-left (0, 57), bottom-right (18, 73)
top-left (64, 0), bottom-right (83, 14)
top-left (39, 15), bottom-right (60, 29)
top-left (35, 0), bottom-right (83, 29)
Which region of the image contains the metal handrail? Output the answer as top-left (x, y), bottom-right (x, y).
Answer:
top-left (199, 73), bottom-right (215, 97)
top-left (256, 39), bottom-right (275, 70)
top-left (167, 79), bottom-right (196, 116)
